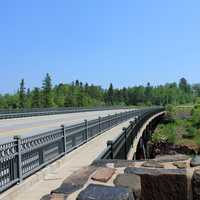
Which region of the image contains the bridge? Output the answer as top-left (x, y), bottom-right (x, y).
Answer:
top-left (0, 107), bottom-right (165, 200)
top-left (0, 108), bottom-right (129, 141)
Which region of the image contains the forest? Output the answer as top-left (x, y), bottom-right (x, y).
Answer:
top-left (0, 73), bottom-right (200, 109)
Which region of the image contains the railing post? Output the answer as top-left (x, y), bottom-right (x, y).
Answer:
top-left (114, 113), bottom-right (117, 125)
top-left (127, 110), bottom-right (130, 119)
top-left (107, 140), bottom-right (113, 159)
top-left (98, 117), bottom-right (101, 133)
top-left (13, 135), bottom-right (23, 183)
top-left (84, 119), bottom-right (88, 141)
top-left (122, 127), bottom-right (127, 159)
top-left (108, 114), bottom-right (111, 128)
top-left (61, 125), bottom-right (66, 154)
top-left (129, 121), bottom-right (134, 143)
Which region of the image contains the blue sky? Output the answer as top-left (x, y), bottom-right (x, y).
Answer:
top-left (0, 0), bottom-right (200, 93)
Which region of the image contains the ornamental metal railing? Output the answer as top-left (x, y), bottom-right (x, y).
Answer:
top-left (0, 106), bottom-right (129, 120)
top-left (0, 109), bottom-right (138, 193)
top-left (98, 107), bottom-right (165, 160)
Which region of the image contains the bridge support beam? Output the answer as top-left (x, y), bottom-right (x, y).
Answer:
top-left (127, 111), bottom-right (166, 160)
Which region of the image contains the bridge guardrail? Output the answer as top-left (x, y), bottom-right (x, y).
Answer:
top-left (98, 107), bottom-right (165, 160)
top-left (0, 106), bottom-right (129, 120)
top-left (0, 108), bottom-right (140, 193)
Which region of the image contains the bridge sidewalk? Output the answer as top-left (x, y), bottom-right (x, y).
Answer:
top-left (12, 119), bottom-right (134, 200)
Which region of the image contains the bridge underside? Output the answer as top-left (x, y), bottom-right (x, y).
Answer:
top-left (134, 112), bottom-right (165, 160)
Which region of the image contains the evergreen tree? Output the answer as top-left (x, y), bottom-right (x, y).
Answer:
top-left (179, 78), bottom-right (190, 93)
top-left (145, 82), bottom-right (153, 104)
top-left (19, 79), bottom-right (26, 109)
top-left (26, 88), bottom-right (32, 108)
top-left (1, 76), bottom-right (200, 109)
top-left (31, 87), bottom-right (41, 108)
top-left (106, 83), bottom-right (114, 105)
top-left (42, 73), bottom-right (54, 107)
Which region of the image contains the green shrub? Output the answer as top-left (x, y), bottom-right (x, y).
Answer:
top-left (166, 104), bottom-right (175, 113)
top-left (152, 123), bottom-right (176, 144)
top-left (182, 127), bottom-right (197, 139)
top-left (191, 107), bottom-right (200, 128)
top-left (194, 133), bottom-right (200, 146)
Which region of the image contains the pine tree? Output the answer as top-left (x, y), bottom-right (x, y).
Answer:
top-left (19, 79), bottom-right (26, 109)
top-left (106, 83), bottom-right (114, 105)
top-left (31, 87), bottom-right (41, 108)
top-left (42, 73), bottom-right (54, 107)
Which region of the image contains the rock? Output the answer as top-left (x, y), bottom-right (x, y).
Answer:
top-left (168, 150), bottom-right (177, 155)
top-left (91, 167), bottom-right (115, 182)
top-left (49, 193), bottom-right (67, 200)
top-left (192, 169), bottom-right (200, 200)
top-left (190, 155), bottom-right (200, 167)
top-left (146, 141), bottom-right (153, 159)
top-left (114, 161), bottom-right (136, 168)
top-left (151, 142), bottom-right (196, 156)
top-left (125, 167), bottom-right (187, 200)
top-left (141, 160), bottom-right (164, 168)
top-left (77, 184), bottom-right (135, 200)
top-left (125, 167), bottom-right (186, 176)
top-left (155, 148), bottom-right (161, 155)
top-left (52, 166), bottom-right (97, 195)
top-left (40, 195), bottom-right (51, 200)
top-left (173, 162), bottom-right (187, 169)
top-left (114, 174), bottom-right (141, 200)
top-left (177, 144), bottom-right (197, 154)
top-left (155, 154), bottom-right (189, 163)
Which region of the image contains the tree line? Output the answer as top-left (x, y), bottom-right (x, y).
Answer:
top-left (0, 74), bottom-right (199, 109)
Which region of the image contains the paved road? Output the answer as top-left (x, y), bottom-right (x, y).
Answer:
top-left (0, 109), bottom-right (131, 141)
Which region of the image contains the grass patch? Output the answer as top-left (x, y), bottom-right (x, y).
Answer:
top-left (152, 124), bottom-right (176, 143)
top-left (152, 104), bottom-right (200, 148)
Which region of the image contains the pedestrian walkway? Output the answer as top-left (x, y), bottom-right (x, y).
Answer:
top-left (13, 119), bottom-right (134, 200)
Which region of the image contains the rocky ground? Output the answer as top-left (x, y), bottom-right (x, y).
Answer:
top-left (147, 141), bottom-right (199, 158)
top-left (42, 154), bottom-right (200, 200)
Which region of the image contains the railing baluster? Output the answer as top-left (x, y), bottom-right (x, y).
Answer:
top-left (13, 135), bottom-right (23, 183)
top-left (84, 119), bottom-right (88, 141)
top-left (107, 141), bottom-right (113, 159)
top-left (98, 117), bottom-right (101, 133)
top-left (61, 125), bottom-right (67, 154)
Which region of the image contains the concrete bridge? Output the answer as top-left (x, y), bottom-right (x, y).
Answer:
top-left (129, 111), bottom-right (166, 160)
top-left (0, 107), bottom-right (165, 200)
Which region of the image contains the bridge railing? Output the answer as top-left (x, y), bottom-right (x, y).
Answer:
top-left (0, 108), bottom-right (141, 193)
top-left (0, 106), bottom-right (129, 120)
top-left (98, 107), bottom-right (165, 160)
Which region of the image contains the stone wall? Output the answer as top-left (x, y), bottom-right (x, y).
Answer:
top-left (45, 155), bottom-right (200, 200)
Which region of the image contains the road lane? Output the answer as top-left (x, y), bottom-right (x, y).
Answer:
top-left (0, 109), bottom-right (131, 140)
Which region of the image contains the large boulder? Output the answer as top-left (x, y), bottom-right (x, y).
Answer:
top-left (125, 167), bottom-right (187, 200)
top-left (77, 184), bottom-right (134, 200)
top-left (192, 169), bottom-right (200, 200)
top-left (155, 154), bottom-right (189, 163)
top-left (173, 162), bottom-right (187, 169)
top-left (91, 167), bottom-right (115, 182)
top-left (190, 155), bottom-right (200, 167)
top-left (141, 160), bottom-right (164, 168)
top-left (51, 166), bottom-right (97, 195)
top-left (114, 174), bottom-right (141, 200)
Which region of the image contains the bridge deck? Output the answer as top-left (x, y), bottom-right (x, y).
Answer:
top-left (9, 119), bottom-right (134, 200)
top-left (0, 109), bottom-right (129, 142)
